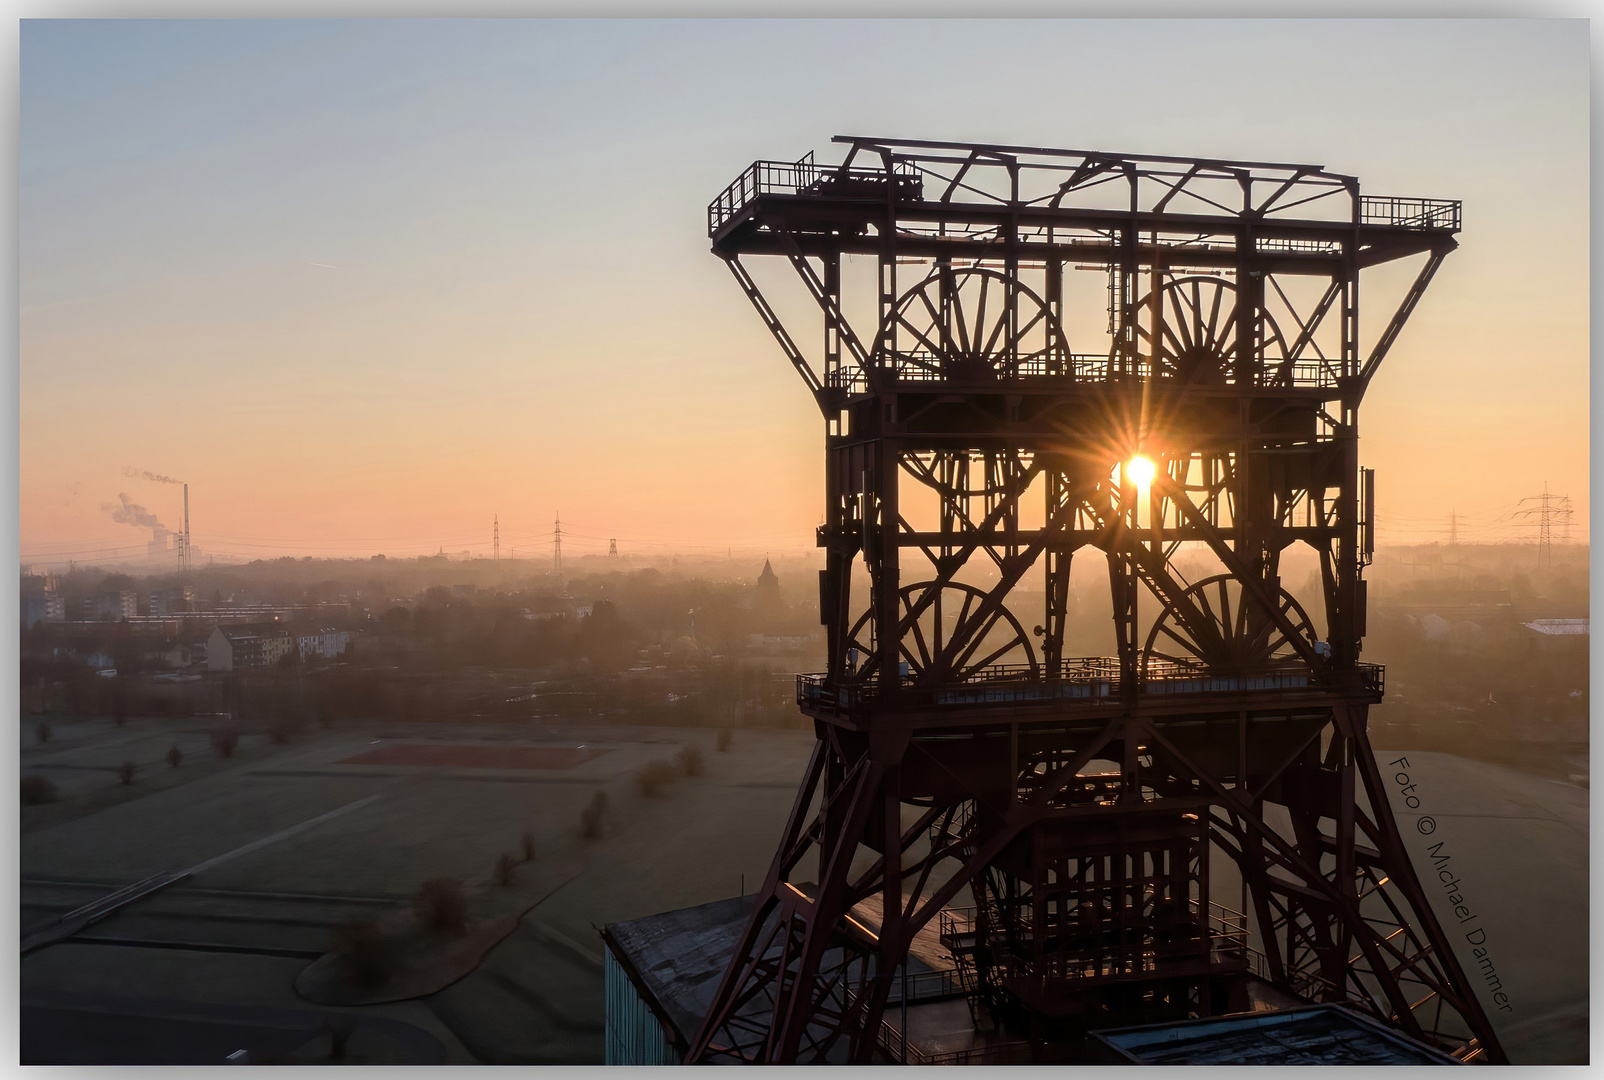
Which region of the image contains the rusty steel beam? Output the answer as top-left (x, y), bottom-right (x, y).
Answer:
top-left (688, 137), bottom-right (1496, 1065)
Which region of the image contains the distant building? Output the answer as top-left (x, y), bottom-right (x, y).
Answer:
top-left (1523, 619), bottom-right (1588, 653)
top-left (297, 629), bottom-right (350, 661)
top-left (20, 574), bottom-right (64, 629)
top-left (83, 591), bottom-right (138, 622)
top-left (207, 623), bottom-right (294, 671)
top-left (148, 585), bottom-right (197, 617)
top-left (746, 633), bottom-right (811, 653)
top-left (747, 558), bottom-right (786, 623)
top-left (159, 638), bottom-right (210, 669)
top-left (28, 594), bottom-right (66, 626)
top-left (1524, 618), bottom-right (1589, 636)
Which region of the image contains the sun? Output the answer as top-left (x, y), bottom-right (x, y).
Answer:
top-left (1125, 455), bottom-right (1157, 490)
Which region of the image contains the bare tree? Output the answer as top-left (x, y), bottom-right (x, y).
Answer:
top-left (675, 745), bottom-right (705, 777)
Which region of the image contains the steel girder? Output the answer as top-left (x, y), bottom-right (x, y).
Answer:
top-left (689, 138), bottom-right (1499, 1064)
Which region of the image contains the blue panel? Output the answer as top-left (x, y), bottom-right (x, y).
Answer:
top-left (604, 948), bottom-right (680, 1065)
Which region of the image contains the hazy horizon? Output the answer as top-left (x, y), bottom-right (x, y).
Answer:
top-left (20, 19), bottom-right (1590, 565)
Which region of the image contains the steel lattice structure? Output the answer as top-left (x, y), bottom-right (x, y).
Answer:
top-left (688, 136), bottom-right (1501, 1064)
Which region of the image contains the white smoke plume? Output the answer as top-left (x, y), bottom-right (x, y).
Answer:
top-left (103, 493), bottom-right (165, 529)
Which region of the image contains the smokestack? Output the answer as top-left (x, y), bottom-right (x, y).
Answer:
top-left (183, 484), bottom-right (191, 575)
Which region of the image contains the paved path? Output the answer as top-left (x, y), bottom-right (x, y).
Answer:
top-left (22, 793), bottom-right (385, 954)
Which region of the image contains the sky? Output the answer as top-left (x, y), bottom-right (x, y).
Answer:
top-left (18, 18), bottom-right (1591, 566)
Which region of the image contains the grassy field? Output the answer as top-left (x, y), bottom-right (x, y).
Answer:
top-left (19, 716), bottom-right (1585, 1064)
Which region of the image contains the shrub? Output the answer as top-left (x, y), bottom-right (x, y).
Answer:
top-left (412, 877), bottom-right (467, 934)
top-left (21, 775), bottom-right (57, 805)
top-left (118, 760), bottom-right (137, 785)
top-left (166, 744), bottom-right (183, 768)
top-left (330, 915), bottom-right (398, 990)
top-left (635, 760), bottom-right (677, 797)
top-left (35, 722), bottom-right (51, 746)
top-left (520, 829), bottom-right (536, 862)
top-left (493, 852), bottom-right (517, 887)
top-left (211, 727), bottom-right (240, 758)
top-left (675, 745), bottom-right (705, 778)
top-left (716, 728), bottom-right (733, 752)
top-left (580, 792), bottom-right (608, 840)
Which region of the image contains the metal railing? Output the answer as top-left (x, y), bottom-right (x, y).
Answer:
top-left (709, 158), bottom-right (924, 233)
top-left (885, 966), bottom-right (966, 1004)
top-left (710, 161), bottom-right (1455, 236)
top-left (870, 1001), bottom-right (1032, 1066)
top-left (825, 352), bottom-right (1345, 393)
top-left (1257, 237), bottom-right (1344, 255)
top-left (1359, 195), bottom-right (1461, 231)
top-left (1244, 944), bottom-right (1340, 1003)
top-left (797, 658), bottom-right (1383, 712)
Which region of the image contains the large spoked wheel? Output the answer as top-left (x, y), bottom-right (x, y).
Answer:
top-left (1141, 574), bottom-right (1319, 679)
top-left (901, 450), bottom-right (1035, 505)
top-left (1127, 276), bottom-right (1287, 386)
top-left (878, 267), bottom-right (1071, 382)
top-left (845, 582), bottom-right (1037, 684)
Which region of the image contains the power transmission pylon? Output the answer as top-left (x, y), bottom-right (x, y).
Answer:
top-left (609, 538), bottom-right (618, 557)
top-left (553, 515), bottom-right (563, 575)
top-left (1516, 484), bottom-right (1573, 571)
top-left (493, 515), bottom-right (500, 563)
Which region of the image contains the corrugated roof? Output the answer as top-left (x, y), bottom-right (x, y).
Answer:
top-left (603, 895), bottom-right (756, 1046)
top-left (1093, 1005), bottom-right (1462, 1065)
top-left (604, 891), bottom-right (952, 1056)
top-left (1524, 619), bottom-right (1589, 636)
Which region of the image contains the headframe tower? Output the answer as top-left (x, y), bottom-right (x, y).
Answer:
top-left (689, 136), bottom-right (1498, 1063)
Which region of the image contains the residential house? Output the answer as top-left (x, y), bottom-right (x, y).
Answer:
top-left (207, 623), bottom-right (295, 671)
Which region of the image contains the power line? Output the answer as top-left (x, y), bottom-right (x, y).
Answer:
top-left (1514, 483), bottom-right (1574, 571)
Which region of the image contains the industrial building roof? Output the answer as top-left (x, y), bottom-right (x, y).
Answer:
top-left (1524, 619), bottom-right (1589, 636)
top-left (214, 622), bottom-right (290, 642)
top-left (1091, 1005), bottom-right (1463, 1065)
top-left (602, 895), bottom-right (756, 1049)
top-left (603, 893), bottom-right (953, 1063)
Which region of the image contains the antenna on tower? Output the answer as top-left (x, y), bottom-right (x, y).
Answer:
top-left (493, 514), bottom-right (500, 563)
top-left (553, 514), bottom-right (563, 575)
